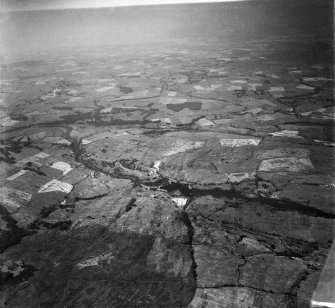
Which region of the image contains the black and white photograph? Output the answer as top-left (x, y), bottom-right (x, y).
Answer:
top-left (0, 0), bottom-right (334, 307)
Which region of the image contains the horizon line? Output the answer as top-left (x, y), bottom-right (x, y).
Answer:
top-left (1, 0), bottom-right (252, 13)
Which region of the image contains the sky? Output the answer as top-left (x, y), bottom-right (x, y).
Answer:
top-left (1, 0), bottom-right (250, 12)
top-left (1, 0), bottom-right (332, 61)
